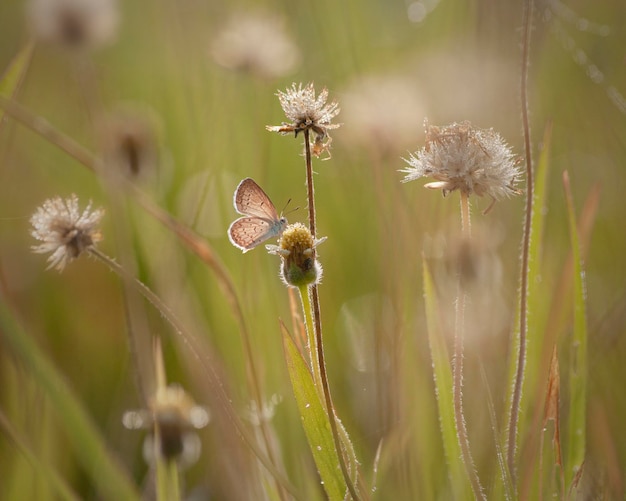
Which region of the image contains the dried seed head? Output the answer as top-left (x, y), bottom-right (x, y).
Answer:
top-left (123, 384), bottom-right (210, 464)
top-left (30, 194), bottom-right (104, 271)
top-left (401, 120), bottom-right (522, 211)
top-left (100, 107), bottom-right (158, 182)
top-left (27, 0), bottom-right (119, 50)
top-left (210, 13), bottom-right (300, 79)
top-left (266, 82), bottom-right (341, 158)
top-left (266, 222), bottom-right (325, 288)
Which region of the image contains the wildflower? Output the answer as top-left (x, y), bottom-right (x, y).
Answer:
top-left (266, 222), bottom-right (326, 287)
top-left (210, 12), bottom-right (300, 79)
top-left (100, 106), bottom-right (159, 181)
top-left (27, 0), bottom-right (119, 50)
top-left (123, 384), bottom-right (210, 464)
top-left (266, 82), bottom-right (341, 158)
top-left (401, 120), bottom-right (522, 212)
top-left (30, 194), bottom-right (104, 271)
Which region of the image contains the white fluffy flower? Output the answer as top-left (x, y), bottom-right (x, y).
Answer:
top-left (401, 120), bottom-right (522, 210)
top-left (30, 194), bottom-right (104, 271)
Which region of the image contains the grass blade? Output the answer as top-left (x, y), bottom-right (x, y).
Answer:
top-left (0, 295), bottom-right (140, 501)
top-left (0, 410), bottom-right (81, 501)
top-left (422, 258), bottom-right (471, 499)
top-left (0, 41), bottom-right (34, 130)
top-left (561, 171), bottom-right (588, 492)
top-left (281, 320), bottom-right (347, 501)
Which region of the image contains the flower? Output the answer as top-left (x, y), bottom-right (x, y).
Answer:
top-left (30, 194), bottom-right (104, 271)
top-left (27, 0), bottom-right (119, 50)
top-left (266, 82), bottom-right (341, 158)
top-left (266, 222), bottom-right (326, 287)
top-left (401, 120), bottom-right (522, 211)
top-left (100, 106), bottom-right (159, 181)
top-left (210, 12), bottom-right (301, 79)
top-left (123, 384), bottom-right (210, 464)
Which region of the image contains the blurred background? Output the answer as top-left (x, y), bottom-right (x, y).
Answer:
top-left (0, 0), bottom-right (625, 498)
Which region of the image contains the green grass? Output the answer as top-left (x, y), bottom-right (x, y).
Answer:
top-left (1, 0), bottom-right (625, 499)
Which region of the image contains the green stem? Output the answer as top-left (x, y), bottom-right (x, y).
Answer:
top-left (454, 192), bottom-right (485, 500)
top-left (297, 286), bottom-right (361, 501)
top-left (298, 285), bottom-right (323, 392)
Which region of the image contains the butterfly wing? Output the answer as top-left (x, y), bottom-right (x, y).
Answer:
top-left (228, 216), bottom-right (279, 252)
top-left (233, 178), bottom-right (280, 220)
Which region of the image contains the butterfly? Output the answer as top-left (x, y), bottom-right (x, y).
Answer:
top-left (228, 178), bottom-right (288, 253)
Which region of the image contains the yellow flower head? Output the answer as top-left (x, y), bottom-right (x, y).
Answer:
top-left (266, 222), bottom-right (326, 287)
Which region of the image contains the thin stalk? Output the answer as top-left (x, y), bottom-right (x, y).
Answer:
top-left (153, 338), bottom-right (181, 501)
top-left (508, 0), bottom-right (534, 483)
top-left (302, 130), bottom-right (360, 501)
top-left (0, 96), bottom-right (287, 496)
top-left (86, 248), bottom-right (300, 499)
top-left (303, 130), bottom-right (317, 238)
top-left (454, 192), bottom-right (485, 500)
top-left (128, 188), bottom-right (287, 501)
top-left (298, 285), bottom-right (360, 501)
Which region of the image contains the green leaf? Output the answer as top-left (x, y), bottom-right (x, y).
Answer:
top-left (422, 258), bottom-right (471, 499)
top-left (0, 296), bottom-right (140, 501)
top-left (281, 322), bottom-right (347, 501)
top-left (0, 410), bottom-right (81, 501)
top-left (562, 171), bottom-right (588, 491)
top-left (503, 122), bottom-right (553, 493)
top-left (0, 41), bottom-right (34, 126)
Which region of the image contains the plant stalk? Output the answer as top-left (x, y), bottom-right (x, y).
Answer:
top-left (454, 191), bottom-right (485, 500)
top-left (302, 130), bottom-right (360, 501)
top-left (508, 0), bottom-right (534, 484)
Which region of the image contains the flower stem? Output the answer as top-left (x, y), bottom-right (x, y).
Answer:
top-left (87, 248), bottom-right (300, 499)
top-left (298, 286), bottom-right (360, 501)
top-left (301, 130), bottom-right (361, 501)
top-left (508, 0), bottom-right (534, 485)
top-left (454, 192), bottom-right (485, 500)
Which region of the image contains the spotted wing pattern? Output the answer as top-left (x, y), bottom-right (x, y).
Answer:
top-left (233, 178), bottom-right (279, 219)
top-left (228, 178), bottom-right (287, 252)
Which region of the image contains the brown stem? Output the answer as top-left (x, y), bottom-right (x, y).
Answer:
top-left (303, 130), bottom-right (361, 501)
top-left (508, 0), bottom-right (534, 485)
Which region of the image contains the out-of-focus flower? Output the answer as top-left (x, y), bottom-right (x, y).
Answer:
top-left (100, 106), bottom-right (159, 182)
top-left (341, 75), bottom-right (426, 155)
top-left (266, 222), bottom-right (326, 288)
top-left (27, 0), bottom-right (119, 50)
top-left (401, 120), bottom-right (522, 211)
top-left (123, 384), bottom-right (210, 464)
top-left (210, 13), bottom-right (300, 79)
top-left (30, 194), bottom-right (104, 271)
top-left (266, 82), bottom-right (341, 158)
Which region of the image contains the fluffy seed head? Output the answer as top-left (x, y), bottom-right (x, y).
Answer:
top-left (210, 12), bottom-right (300, 79)
top-left (30, 194), bottom-right (104, 271)
top-left (401, 120), bottom-right (522, 209)
top-left (266, 222), bottom-right (325, 287)
top-left (266, 82), bottom-right (341, 158)
top-left (27, 0), bottom-right (119, 50)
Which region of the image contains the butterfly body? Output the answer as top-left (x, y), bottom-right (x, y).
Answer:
top-left (228, 178), bottom-right (287, 252)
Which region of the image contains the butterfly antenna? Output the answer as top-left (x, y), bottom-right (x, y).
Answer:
top-left (281, 199), bottom-right (300, 217)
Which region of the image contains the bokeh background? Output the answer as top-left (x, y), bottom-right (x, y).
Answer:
top-left (0, 0), bottom-right (625, 498)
